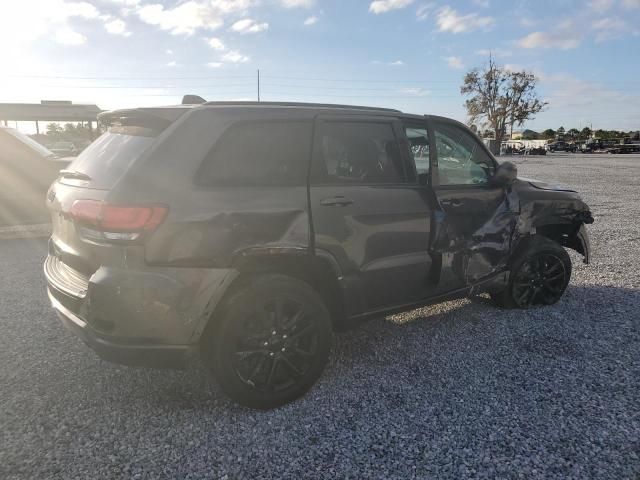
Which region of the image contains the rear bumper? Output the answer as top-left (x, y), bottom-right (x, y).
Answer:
top-left (48, 287), bottom-right (194, 368)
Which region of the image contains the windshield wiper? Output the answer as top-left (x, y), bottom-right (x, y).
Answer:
top-left (59, 170), bottom-right (92, 181)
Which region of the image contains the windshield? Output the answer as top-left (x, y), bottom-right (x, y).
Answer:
top-left (1, 127), bottom-right (54, 158)
top-left (64, 126), bottom-right (157, 189)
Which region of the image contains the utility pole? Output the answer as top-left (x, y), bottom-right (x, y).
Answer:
top-left (257, 69), bottom-right (260, 102)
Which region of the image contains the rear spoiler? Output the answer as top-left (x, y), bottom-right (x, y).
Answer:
top-left (98, 107), bottom-right (189, 131)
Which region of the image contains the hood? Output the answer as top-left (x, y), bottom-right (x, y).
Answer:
top-left (518, 176), bottom-right (576, 193)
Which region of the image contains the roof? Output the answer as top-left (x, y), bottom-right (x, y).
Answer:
top-left (201, 101), bottom-right (402, 113)
top-left (0, 101), bottom-right (102, 121)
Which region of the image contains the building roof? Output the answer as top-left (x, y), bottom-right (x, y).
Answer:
top-left (0, 101), bottom-right (102, 121)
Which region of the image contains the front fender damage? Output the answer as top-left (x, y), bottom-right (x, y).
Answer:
top-left (431, 182), bottom-right (593, 285)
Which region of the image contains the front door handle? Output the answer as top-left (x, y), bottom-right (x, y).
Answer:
top-left (320, 196), bottom-right (354, 207)
top-left (441, 198), bottom-right (463, 207)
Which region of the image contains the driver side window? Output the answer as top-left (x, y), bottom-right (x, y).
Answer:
top-left (434, 122), bottom-right (495, 186)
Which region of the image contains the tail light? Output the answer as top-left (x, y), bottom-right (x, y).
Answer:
top-left (69, 200), bottom-right (168, 242)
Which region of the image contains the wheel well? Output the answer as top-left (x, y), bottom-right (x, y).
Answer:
top-left (210, 254), bottom-right (346, 331)
top-left (536, 223), bottom-right (575, 247)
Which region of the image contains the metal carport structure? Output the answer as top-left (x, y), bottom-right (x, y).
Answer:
top-left (0, 100), bottom-right (102, 138)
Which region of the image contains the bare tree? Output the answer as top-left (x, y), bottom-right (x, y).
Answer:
top-left (461, 57), bottom-right (546, 150)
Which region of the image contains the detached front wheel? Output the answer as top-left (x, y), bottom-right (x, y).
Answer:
top-left (492, 236), bottom-right (572, 309)
top-left (204, 274), bottom-right (332, 410)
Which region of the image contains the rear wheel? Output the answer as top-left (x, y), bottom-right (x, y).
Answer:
top-left (492, 236), bottom-right (572, 309)
top-left (204, 274), bottom-right (332, 409)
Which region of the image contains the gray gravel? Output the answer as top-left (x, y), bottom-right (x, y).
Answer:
top-left (1, 153), bottom-right (639, 479)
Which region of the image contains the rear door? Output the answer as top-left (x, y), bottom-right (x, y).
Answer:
top-left (428, 118), bottom-right (516, 287)
top-left (309, 114), bottom-right (434, 315)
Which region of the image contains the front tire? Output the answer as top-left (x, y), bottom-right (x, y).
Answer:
top-left (204, 274), bottom-right (332, 410)
top-left (492, 236), bottom-right (572, 309)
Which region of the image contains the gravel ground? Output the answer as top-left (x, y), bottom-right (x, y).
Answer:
top-left (1, 154), bottom-right (639, 479)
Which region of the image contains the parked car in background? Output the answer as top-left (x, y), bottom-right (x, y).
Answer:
top-left (44, 101), bottom-right (593, 409)
top-left (0, 127), bottom-right (68, 226)
top-left (49, 141), bottom-right (78, 157)
top-left (546, 141), bottom-right (576, 152)
top-left (524, 146), bottom-right (547, 155)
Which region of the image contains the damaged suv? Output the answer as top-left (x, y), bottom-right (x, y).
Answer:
top-left (44, 101), bottom-right (593, 409)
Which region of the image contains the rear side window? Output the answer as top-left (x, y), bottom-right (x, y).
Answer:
top-left (196, 121), bottom-right (312, 187)
top-left (63, 126), bottom-right (157, 189)
top-left (311, 121), bottom-right (406, 184)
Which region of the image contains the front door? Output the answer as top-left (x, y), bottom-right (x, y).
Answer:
top-left (309, 114), bottom-right (434, 315)
top-left (428, 118), bottom-right (517, 290)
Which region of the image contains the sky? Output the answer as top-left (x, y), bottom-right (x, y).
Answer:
top-left (1, 0), bottom-right (640, 132)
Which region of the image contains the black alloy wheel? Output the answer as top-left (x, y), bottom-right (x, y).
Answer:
top-left (511, 253), bottom-right (567, 308)
top-left (231, 297), bottom-right (320, 393)
top-left (491, 235), bottom-right (572, 309)
top-left (206, 274), bottom-right (332, 409)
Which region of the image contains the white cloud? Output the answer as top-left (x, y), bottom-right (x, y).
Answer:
top-left (166, 49), bottom-right (174, 55)
top-left (445, 56), bottom-right (464, 69)
top-left (135, 0), bottom-right (253, 35)
top-left (389, 60), bottom-right (405, 66)
top-left (230, 18), bottom-right (269, 34)
top-left (589, 0), bottom-right (614, 11)
top-left (436, 6), bottom-right (494, 33)
top-left (207, 37), bottom-right (226, 50)
top-left (472, 0), bottom-right (489, 7)
top-left (591, 16), bottom-right (633, 42)
top-left (0, 0), bottom-right (100, 46)
top-left (280, 0), bottom-right (314, 7)
top-left (166, 60), bottom-right (178, 67)
top-left (517, 30), bottom-right (582, 49)
top-left (622, 0), bottom-right (640, 8)
top-left (206, 62), bottom-right (223, 68)
top-left (416, 3), bottom-right (435, 20)
top-left (222, 50), bottom-right (250, 63)
top-left (55, 26), bottom-right (86, 45)
top-left (369, 0), bottom-right (414, 14)
top-left (104, 18), bottom-right (131, 36)
top-left (304, 15), bottom-right (319, 26)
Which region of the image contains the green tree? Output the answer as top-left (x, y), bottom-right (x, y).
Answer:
top-left (46, 122), bottom-right (62, 136)
top-left (542, 128), bottom-right (555, 140)
top-left (567, 128), bottom-right (579, 139)
top-left (579, 127), bottom-right (592, 140)
top-left (557, 126), bottom-right (565, 136)
top-left (461, 57), bottom-right (547, 149)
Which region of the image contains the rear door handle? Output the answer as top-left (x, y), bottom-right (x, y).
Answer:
top-left (441, 198), bottom-right (463, 207)
top-left (320, 196), bottom-right (354, 207)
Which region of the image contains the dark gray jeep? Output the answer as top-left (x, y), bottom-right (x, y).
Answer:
top-left (45, 101), bottom-right (593, 409)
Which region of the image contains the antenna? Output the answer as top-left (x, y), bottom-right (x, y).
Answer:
top-left (257, 69), bottom-right (261, 102)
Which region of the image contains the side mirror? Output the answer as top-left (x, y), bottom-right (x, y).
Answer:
top-left (491, 161), bottom-right (518, 187)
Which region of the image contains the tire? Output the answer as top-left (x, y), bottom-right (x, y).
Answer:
top-left (204, 274), bottom-right (332, 410)
top-left (491, 236), bottom-right (572, 309)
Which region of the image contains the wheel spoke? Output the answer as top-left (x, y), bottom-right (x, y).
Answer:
top-left (516, 287), bottom-right (532, 305)
top-left (234, 349), bottom-right (269, 359)
top-left (247, 355), bottom-right (268, 384)
top-left (293, 346), bottom-right (315, 357)
top-left (280, 353), bottom-right (303, 377)
top-left (545, 262), bottom-right (563, 275)
top-left (283, 306), bottom-right (305, 331)
top-left (546, 271), bottom-right (565, 282)
top-left (289, 323), bottom-right (315, 341)
top-left (265, 357), bottom-right (279, 389)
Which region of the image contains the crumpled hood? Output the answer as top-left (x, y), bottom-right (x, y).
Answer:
top-left (518, 176), bottom-right (577, 193)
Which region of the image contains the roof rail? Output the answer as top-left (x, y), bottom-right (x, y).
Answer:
top-left (201, 101), bottom-right (401, 113)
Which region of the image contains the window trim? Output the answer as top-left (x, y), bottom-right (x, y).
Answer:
top-left (193, 118), bottom-right (314, 188)
top-left (310, 115), bottom-right (413, 187)
top-left (399, 117), bottom-right (431, 186)
top-left (428, 117), bottom-right (498, 189)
